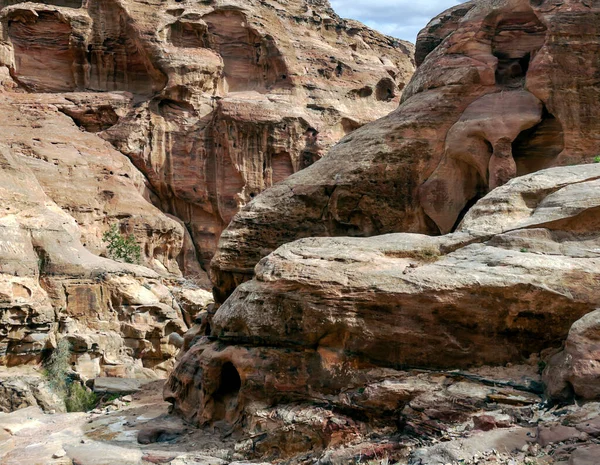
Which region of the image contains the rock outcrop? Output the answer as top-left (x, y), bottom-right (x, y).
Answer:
top-left (211, 0), bottom-right (600, 302)
top-left (167, 163), bottom-right (600, 460)
top-left (544, 309), bottom-right (600, 402)
top-left (0, 0), bottom-right (414, 376)
top-left (0, 132), bottom-right (197, 377)
top-left (0, 0), bottom-right (414, 276)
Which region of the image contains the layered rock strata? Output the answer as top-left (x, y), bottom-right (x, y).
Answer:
top-left (0, 132), bottom-right (198, 377)
top-left (212, 0), bottom-right (600, 301)
top-left (0, 0), bottom-right (414, 277)
top-left (0, 0), bottom-right (414, 374)
top-left (167, 163), bottom-right (600, 460)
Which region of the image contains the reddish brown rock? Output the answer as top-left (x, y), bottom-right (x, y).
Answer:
top-left (211, 0), bottom-right (600, 302)
top-left (0, 0), bottom-right (413, 375)
top-left (167, 164), bottom-right (599, 461)
top-left (0, 0), bottom-right (415, 277)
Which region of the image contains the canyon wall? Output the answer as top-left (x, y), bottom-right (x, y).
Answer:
top-left (211, 0), bottom-right (600, 302)
top-left (164, 0), bottom-right (600, 462)
top-left (0, 0), bottom-right (414, 277)
top-left (0, 0), bottom-right (414, 375)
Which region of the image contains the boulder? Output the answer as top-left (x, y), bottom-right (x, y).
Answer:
top-left (92, 378), bottom-right (150, 395)
top-left (0, 375), bottom-right (65, 413)
top-left (544, 309), bottom-right (600, 401)
top-left (167, 164), bottom-right (600, 449)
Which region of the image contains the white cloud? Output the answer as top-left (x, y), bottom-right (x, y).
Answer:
top-left (330, 0), bottom-right (465, 43)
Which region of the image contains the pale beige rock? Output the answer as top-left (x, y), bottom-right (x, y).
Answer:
top-left (544, 309), bottom-right (600, 401)
top-left (168, 165), bottom-right (600, 440)
top-left (410, 427), bottom-right (535, 465)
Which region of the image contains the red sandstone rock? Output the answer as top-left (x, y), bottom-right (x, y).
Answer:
top-left (0, 0), bottom-right (413, 376)
top-left (211, 0), bottom-right (600, 302)
top-left (0, 0), bottom-right (414, 275)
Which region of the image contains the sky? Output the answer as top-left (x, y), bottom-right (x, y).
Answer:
top-left (330, 0), bottom-right (465, 43)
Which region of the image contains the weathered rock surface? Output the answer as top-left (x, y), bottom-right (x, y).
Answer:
top-left (167, 163), bottom-right (600, 460)
top-left (0, 0), bottom-right (414, 276)
top-left (0, 370), bottom-right (65, 413)
top-left (211, 0), bottom-right (600, 301)
top-left (0, 127), bottom-right (192, 377)
top-left (0, 0), bottom-right (414, 375)
top-left (544, 309), bottom-right (600, 402)
top-left (0, 0), bottom-right (411, 375)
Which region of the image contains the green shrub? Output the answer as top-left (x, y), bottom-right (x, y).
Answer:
top-left (102, 224), bottom-right (141, 264)
top-left (43, 338), bottom-right (98, 412)
top-left (65, 382), bottom-right (98, 412)
top-left (44, 338), bottom-right (71, 398)
top-left (594, 155), bottom-right (600, 164)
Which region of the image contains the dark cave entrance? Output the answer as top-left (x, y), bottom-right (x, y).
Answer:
top-left (512, 109), bottom-right (565, 175)
top-left (494, 52), bottom-right (531, 86)
top-left (490, 10), bottom-right (547, 88)
top-left (212, 362), bottom-right (241, 421)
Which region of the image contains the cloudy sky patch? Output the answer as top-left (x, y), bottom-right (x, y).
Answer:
top-left (330, 0), bottom-right (464, 43)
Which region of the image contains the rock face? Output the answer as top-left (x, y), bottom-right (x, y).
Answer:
top-left (0, 0), bottom-right (414, 275)
top-left (211, 0), bottom-right (600, 302)
top-left (0, 133), bottom-right (192, 377)
top-left (167, 163), bottom-right (600, 459)
top-left (0, 0), bottom-right (414, 376)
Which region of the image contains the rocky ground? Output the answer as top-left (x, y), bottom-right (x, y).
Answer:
top-left (2, 371), bottom-right (600, 465)
top-left (0, 379), bottom-right (245, 465)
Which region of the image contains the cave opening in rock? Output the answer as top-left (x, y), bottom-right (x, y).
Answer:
top-left (216, 362), bottom-right (241, 398)
top-left (212, 362), bottom-right (241, 421)
top-left (490, 10), bottom-right (547, 87)
top-left (494, 52), bottom-right (530, 86)
top-left (375, 77), bottom-right (396, 101)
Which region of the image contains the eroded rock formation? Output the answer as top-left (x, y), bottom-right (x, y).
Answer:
top-left (0, 0), bottom-right (415, 276)
top-left (168, 163), bottom-right (600, 461)
top-left (0, 0), bottom-right (414, 376)
top-left (0, 131), bottom-right (200, 377)
top-left (211, 0), bottom-right (600, 301)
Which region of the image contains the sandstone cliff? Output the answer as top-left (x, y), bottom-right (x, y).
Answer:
top-left (0, 0), bottom-right (414, 376)
top-left (0, 0), bottom-right (414, 276)
top-left (211, 0), bottom-right (600, 302)
top-left (164, 1), bottom-right (600, 462)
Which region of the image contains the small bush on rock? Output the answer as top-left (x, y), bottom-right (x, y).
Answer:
top-left (65, 382), bottom-right (97, 412)
top-left (43, 338), bottom-right (98, 412)
top-left (102, 224), bottom-right (141, 264)
top-left (44, 338), bottom-right (71, 398)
